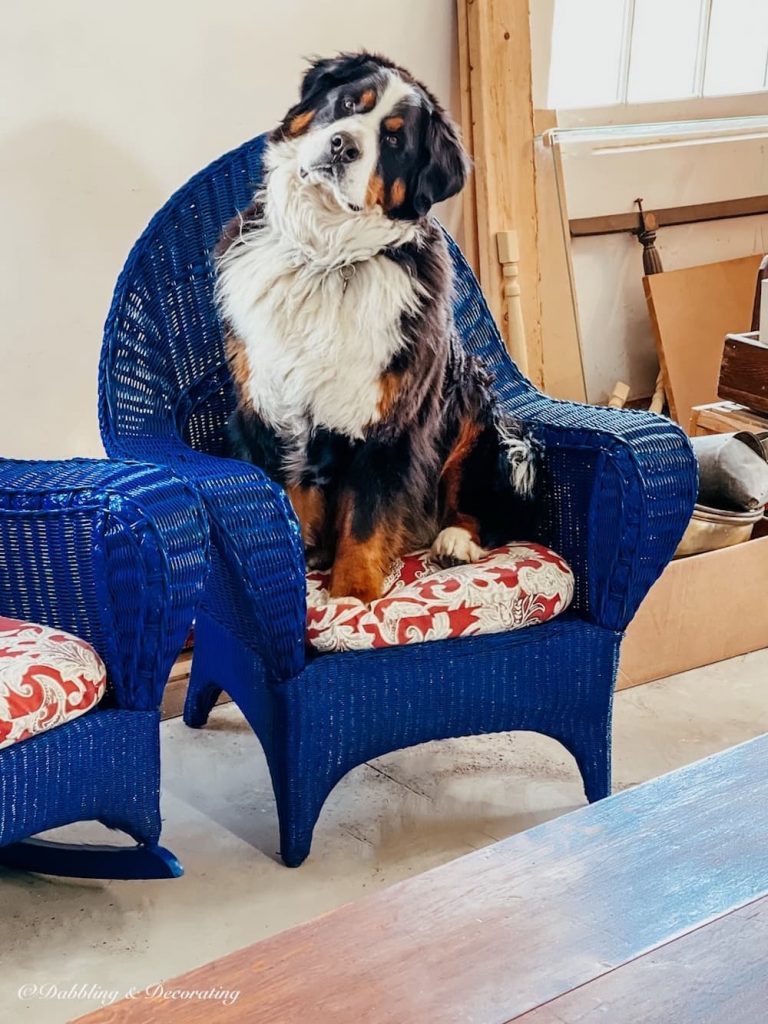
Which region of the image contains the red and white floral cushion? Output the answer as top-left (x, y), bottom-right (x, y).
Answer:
top-left (306, 543), bottom-right (574, 654)
top-left (0, 617), bottom-right (107, 751)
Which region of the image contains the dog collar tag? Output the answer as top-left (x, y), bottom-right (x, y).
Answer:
top-left (339, 264), bottom-right (356, 293)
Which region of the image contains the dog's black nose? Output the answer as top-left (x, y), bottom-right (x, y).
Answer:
top-left (330, 132), bottom-right (360, 164)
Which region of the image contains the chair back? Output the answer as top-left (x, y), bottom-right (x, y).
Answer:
top-left (99, 134), bottom-right (523, 457)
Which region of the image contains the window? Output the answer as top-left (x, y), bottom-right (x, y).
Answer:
top-left (548, 0), bottom-right (768, 111)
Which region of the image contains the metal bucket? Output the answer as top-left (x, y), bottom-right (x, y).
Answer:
top-left (674, 503), bottom-right (764, 559)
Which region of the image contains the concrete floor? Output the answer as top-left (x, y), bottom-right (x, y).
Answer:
top-left (2, 650), bottom-right (767, 1023)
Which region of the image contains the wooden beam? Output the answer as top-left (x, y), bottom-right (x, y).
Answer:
top-left (456, 0), bottom-right (480, 275)
top-left (570, 194), bottom-right (768, 237)
top-left (464, 0), bottom-right (543, 387)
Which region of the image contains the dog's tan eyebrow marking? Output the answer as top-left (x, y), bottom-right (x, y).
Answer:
top-left (288, 109), bottom-right (315, 136)
top-left (360, 88), bottom-right (376, 111)
top-left (383, 116), bottom-right (404, 131)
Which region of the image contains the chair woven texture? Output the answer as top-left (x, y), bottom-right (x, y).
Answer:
top-left (0, 459), bottom-right (208, 874)
top-left (99, 134), bottom-right (698, 866)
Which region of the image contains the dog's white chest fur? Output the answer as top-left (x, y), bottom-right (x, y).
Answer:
top-left (216, 160), bottom-right (423, 441)
top-left (219, 242), bottom-right (417, 437)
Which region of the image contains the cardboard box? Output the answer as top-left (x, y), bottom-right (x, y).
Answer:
top-left (618, 520), bottom-right (768, 689)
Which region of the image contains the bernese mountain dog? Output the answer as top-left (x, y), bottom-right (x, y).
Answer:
top-left (215, 52), bottom-right (537, 604)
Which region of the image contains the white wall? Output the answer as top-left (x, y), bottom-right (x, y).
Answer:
top-left (0, 1), bottom-right (459, 459)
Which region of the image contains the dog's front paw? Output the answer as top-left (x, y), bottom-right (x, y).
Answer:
top-left (306, 547), bottom-right (333, 571)
top-left (328, 564), bottom-right (382, 604)
top-left (430, 527), bottom-right (486, 568)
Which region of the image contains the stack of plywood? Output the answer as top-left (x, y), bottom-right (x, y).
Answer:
top-left (643, 253), bottom-right (762, 433)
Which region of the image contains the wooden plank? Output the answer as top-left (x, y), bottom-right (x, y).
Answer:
top-left (570, 194), bottom-right (768, 237)
top-left (643, 253), bottom-right (762, 431)
top-left (515, 895), bottom-right (768, 1023)
top-left (76, 736), bottom-right (768, 1024)
top-left (466, 0), bottom-right (543, 386)
top-left (536, 134), bottom-right (587, 402)
top-left (168, 649), bottom-right (193, 684)
top-left (456, 0), bottom-right (480, 275)
top-left (690, 401), bottom-right (768, 437)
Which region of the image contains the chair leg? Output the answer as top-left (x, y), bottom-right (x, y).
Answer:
top-left (184, 679), bottom-right (222, 729)
top-left (278, 823), bottom-right (315, 869)
top-left (183, 614), bottom-right (229, 728)
top-left (268, 754), bottom-right (335, 868)
top-left (555, 715), bottom-right (612, 804)
top-left (0, 839), bottom-right (183, 879)
top-left (184, 638), bottom-right (222, 728)
top-left (274, 780), bottom-right (327, 868)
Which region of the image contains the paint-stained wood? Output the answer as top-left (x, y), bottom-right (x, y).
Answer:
top-left (519, 896), bottom-right (768, 1023)
top-left (77, 736), bottom-right (768, 1024)
top-left (643, 253), bottom-right (762, 431)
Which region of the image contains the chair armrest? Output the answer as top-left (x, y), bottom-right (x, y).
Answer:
top-left (104, 437), bottom-right (307, 681)
top-left (0, 459), bottom-right (209, 709)
top-left (506, 390), bottom-right (698, 630)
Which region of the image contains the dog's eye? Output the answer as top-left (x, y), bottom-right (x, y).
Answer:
top-left (385, 134), bottom-right (400, 149)
top-left (342, 96), bottom-right (355, 112)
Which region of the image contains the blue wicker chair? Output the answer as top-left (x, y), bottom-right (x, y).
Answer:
top-left (0, 459), bottom-right (208, 878)
top-left (99, 134), bottom-right (697, 867)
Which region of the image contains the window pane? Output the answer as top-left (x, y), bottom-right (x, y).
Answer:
top-left (704, 0), bottom-right (768, 96)
top-left (548, 0), bottom-right (628, 108)
top-left (626, 0), bottom-right (703, 102)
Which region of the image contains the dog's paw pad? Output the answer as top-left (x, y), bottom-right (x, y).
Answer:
top-left (430, 527), bottom-right (486, 568)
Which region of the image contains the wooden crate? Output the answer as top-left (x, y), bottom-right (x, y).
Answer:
top-left (719, 331), bottom-right (768, 414)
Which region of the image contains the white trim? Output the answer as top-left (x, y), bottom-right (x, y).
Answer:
top-left (692, 0), bottom-right (713, 98)
top-left (617, 0), bottom-right (637, 104)
top-left (551, 91), bottom-right (768, 131)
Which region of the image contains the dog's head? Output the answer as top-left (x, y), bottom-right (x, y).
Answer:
top-left (269, 52), bottom-right (469, 220)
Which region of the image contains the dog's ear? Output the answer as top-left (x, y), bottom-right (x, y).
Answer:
top-left (298, 55), bottom-right (347, 103)
top-left (413, 111), bottom-right (469, 217)
top-left (274, 54), bottom-right (373, 141)
top-left (273, 58), bottom-right (340, 141)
